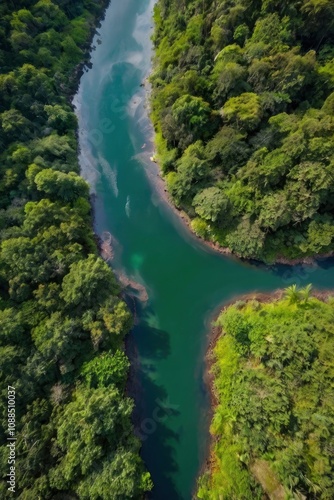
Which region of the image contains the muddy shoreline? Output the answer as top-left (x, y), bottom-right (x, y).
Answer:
top-left (200, 288), bottom-right (334, 494)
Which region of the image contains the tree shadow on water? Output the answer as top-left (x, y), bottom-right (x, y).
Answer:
top-left (249, 255), bottom-right (334, 284)
top-left (130, 299), bottom-right (171, 360)
top-left (314, 255), bottom-right (334, 271)
top-left (137, 370), bottom-right (183, 500)
top-left (126, 299), bottom-right (185, 499)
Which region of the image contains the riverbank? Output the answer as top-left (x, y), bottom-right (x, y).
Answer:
top-left (204, 285), bottom-right (334, 423)
top-left (146, 153), bottom-right (334, 267)
top-left (199, 290), bottom-right (284, 494)
top-left (198, 288), bottom-right (334, 499)
top-left (145, 180), bottom-right (326, 269)
top-left (0, 0), bottom-right (153, 497)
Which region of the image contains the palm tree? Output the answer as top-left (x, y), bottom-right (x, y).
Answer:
top-left (284, 284), bottom-right (302, 305)
top-left (300, 284), bottom-right (312, 304)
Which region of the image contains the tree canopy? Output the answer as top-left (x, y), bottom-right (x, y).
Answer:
top-left (198, 290), bottom-right (334, 499)
top-left (0, 1), bottom-right (151, 497)
top-left (151, 0), bottom-right (334, 262)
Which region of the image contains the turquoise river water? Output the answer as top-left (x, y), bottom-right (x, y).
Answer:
top-left (74, 0), bottom-right (334, 498)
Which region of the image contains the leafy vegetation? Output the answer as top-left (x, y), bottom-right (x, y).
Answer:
top-left (151, 0), bottom-right (334, 262)
top-left (198, 287), bottom-right (334, 499)
top-left (0, 1), bottom-right (151, 497)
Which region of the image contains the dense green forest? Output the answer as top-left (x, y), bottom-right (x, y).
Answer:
top-left (151, 0), bottom-right (334, 262)
top-left (0, 1), bottom-right (151, 498)
top-left (198, 288), bottom-right (334, 499)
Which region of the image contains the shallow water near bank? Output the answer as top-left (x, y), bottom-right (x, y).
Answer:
top-left (74, 1), bottom-right (334, 498)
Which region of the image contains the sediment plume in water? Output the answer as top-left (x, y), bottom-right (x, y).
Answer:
top-left (100, 231), bottom-right (114, 262)
top-left (115, 271), bottom-right (149, 303)
top-left (100, 231), bottom-right (148, 304)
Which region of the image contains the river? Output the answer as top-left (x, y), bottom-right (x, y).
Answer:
top-left (73, 0), bottom-right (334, 498)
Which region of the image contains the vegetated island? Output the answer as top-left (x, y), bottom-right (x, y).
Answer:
top-left (197, 286), bottom-right (334, 499)
top-left (0, 1), bottom-right (151, 498)
top-left (150, 0), bottom-right (334, 263)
